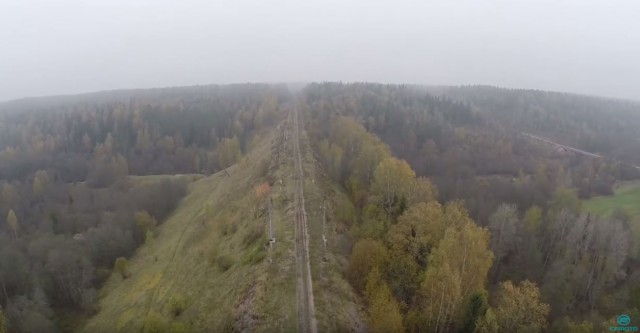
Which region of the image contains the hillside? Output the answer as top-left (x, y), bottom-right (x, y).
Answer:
top-left (82, 108), bottom-right (364, 332)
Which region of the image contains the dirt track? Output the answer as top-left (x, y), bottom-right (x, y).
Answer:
top-left (291, 106), bottom-right (317, 333)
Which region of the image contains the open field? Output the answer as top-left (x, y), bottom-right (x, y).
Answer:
top-left (582, 181), bottom-right (640, 219)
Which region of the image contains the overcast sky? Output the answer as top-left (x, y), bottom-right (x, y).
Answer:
top-left (1, 0), bottom-right (639, 101)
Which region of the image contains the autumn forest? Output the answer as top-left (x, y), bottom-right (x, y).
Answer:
top-left (1, 83), bottom-right (640, 332)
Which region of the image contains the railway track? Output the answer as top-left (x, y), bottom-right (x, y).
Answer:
top-left (291, 106), bottom-right (317, 333)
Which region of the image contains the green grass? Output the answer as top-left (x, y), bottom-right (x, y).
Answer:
top-left (582, 181), bottom-right (640, 219)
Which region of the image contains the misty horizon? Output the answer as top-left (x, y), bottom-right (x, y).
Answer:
top-left (3, 81), bottom-right (639, 105)
top-left (2, 0), bottom-right (639, 102)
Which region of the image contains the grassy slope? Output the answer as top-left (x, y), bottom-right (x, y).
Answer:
top-left (82, 121), bottom-right (363, 332)
top-left (582, 181), bottom-right (640, 219)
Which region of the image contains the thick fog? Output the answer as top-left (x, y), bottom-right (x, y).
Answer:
top-left (1, 0), bottom-right (639, 101)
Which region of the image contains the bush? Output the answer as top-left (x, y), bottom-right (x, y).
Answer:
top-left (168, 294), bottom-right (187, 317)
top-left (216, 255), bottom-right (234, 272)
top-left (114, 257), bottom-right (130, 279)
top-left (135, 211), bottom-right (157, 233)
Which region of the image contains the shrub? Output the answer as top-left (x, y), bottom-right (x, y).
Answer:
top-left (114, 257), bottom-right (130, 279)
top-left (168, 294), bottom-right (187, 317)
top-left (216, 255), bottom-right (234, 272)
top-left (135, 211), bottom-right (157, 233)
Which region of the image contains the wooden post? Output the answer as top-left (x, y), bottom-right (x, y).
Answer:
top-left (269, 196), bottom-right (275, 246)
top-left (322, 200), bottom-right (327, 249)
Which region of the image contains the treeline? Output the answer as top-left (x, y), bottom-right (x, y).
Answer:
top-left (0, 84), bottom-right (289, 332)
top-left (0, 84), bottom-right (288, 183)
top-left (302, 83), bottom-right (640, 332)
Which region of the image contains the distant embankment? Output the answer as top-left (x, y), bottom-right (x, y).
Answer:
top-left (522, 132), bottom-right (640, 171)
top-left (521, 132), bottom-right (603, 158)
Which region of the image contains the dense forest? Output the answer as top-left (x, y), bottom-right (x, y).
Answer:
top-left (1, 82), bottom-right (640, 332)
top-left (0, 84), bottom-right (288, 332)
top-left (302, 83), bottom-right (640, 332)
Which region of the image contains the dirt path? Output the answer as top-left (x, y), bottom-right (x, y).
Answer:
top-left (291, 106), bottom-right (318, 333)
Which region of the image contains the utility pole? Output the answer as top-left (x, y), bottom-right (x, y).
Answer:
top-left (322, 200), bottom-right (327, 250)
top-left (269, 196), bottom-right (275, 247)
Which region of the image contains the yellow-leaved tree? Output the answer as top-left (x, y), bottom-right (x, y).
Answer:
top-left (386, 201), bottom-right (444, 266)
top-left (494, 280), bottom-right (550, 333)
top-left (347, 239), bottom-right (389, 293)
top-left (364, 267), bottom-right (404, 333)
top-left (370, 157), bottom-right (415, 218)
top-left (410, 205), bottom-right (494, 333)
